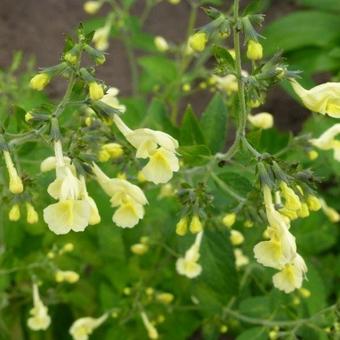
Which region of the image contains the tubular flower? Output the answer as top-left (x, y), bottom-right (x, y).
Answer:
top-left (43, 140), bottom-right (91, 235)
top-left (3, 150), bottom-right (24, 194)
top-left (248, 112), bottom-right (274, 129)
top-left (27, 284), bottom-right (51, 331)
top-left (310, 124), bottom-right (340, 161)
top-left (26, 203), bottom-right (39, 224)
top-left (141, 312), bottom-right (159, 339)
top-left (320, 198), bottom-right (340, 223)
top-left (100, 87), bottom-right (126, 112)
top-left (93, 25), bottom-right (110, 51)
top-left (189, 215), bottom-right (203, 234)
top-left (176, 232), bottom-right (203, 279)
top-left (92, 163), bottom-right (148, 228)
top-left (69, 314), bottom-right (108, 340)
top-left (55, 270), bottom-right (80, 283)
top-left (272, 255), bottom-right (308, 294)
top-left (254, 185), bottom-right (307, 293)
top-left (113, 115), bottom-right (179, 184)
top-left (29, 73), bottom-right (50, 91)
top-left (290, 79), bottom-right (340, 118)
top-left (176, 217), bottom-right (188, 236)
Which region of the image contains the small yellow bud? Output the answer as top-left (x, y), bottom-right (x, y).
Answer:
top-left (280, 182), bottom-right (302, 211)
top-left (26, 203), bottom-right (39, 224)
top-left (248, 113), bottom-right (274, 130)
top-left (243, 220), bottom-right (254, 228)
top-left (297, 203), bottom-right (310, 218)
top-left (308, 150), bottom-right (319, 160)
top-left (30, 73), bottom-right (50, 91)
top-left (64, 52), bottom-right (78, 64)
top-left (63, 243), bottom-right (74, 252)
top-left (220, 325), bottom-right (228, 334)
top-left (85, 116), bottom-right (94, 127)
top-left (111, 311), bottom-right (119, 318)
top-left (182, 83), bottom-right (191, 92)
top-left (246, 40), bottom-right (263, 61)
top-left (25, 112), bottom-right (34, 123)
top-left (89, 82), bottom-right (104, 101)
top-left (176, 217), bottom-right (188, 236)
top-left (47, 251), bottom-right (55, 259)
top-left (188, 32), bottom-right (208, 52)
top-left (189, 215), bottom-right (203, 234)
top-left (9, 204), bottom-right (20, 221)
top-left (140, 236), bottom-right (149, 244)
top-left (230, 230), bottom-right (244, 246)
top-left (157, 315), bottom-right (165, 324)
top-left (98, 149), bottom-right (110, 162)
top-left (131, 243), bottom-right (149, 255)
top-left (292, 296), bottom-right (300, 305)
top-left (137, 171), bottom-right (146, 183)
top-left (279, 207), bottom-right (298, 221)
top-left (96, 54), bottom-right (106, 65)
top-left (199, 82), bottom-right (207, 89)
top-left (159, 184), bottom-right (175, 198)
top-left (123, 287), bottom-right (131, 295)
top-left (146, 287), bottom-right (154, 296)
top-left (269, 330), bottom-right (279, 340)
top-left (83, 1), bottom-right (102, 14)
top-left (168, 0), bottom-right (180, 4)
top-left (55, 270), bottom-right (79, 283)
top-left (156, 293), bottom-right (174, 304)
top-left (9, 175), bottom-right (24, 194)
top-left (306, 195), bottom-right (321, 211)
top-left (154, 36), bottom-right (169, 52)
top-left (249, 99), bottom-right (261, 108)
top-left (102, 143), bottom-right (124, 159)
top-left (222, 213), bottom-right (236, 228)
top-left (299, 287), bottom-right (311, 298)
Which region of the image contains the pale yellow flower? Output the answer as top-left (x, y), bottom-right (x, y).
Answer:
top-left (69, 314), bottom-right (108, 340)
top-left (310, 124), bottom-right (340, 161)
top-left (290, 80), bottom-right (340, 118)
top-left (188, 32), bottom-right (208, 52)
top-left (80, 176), bottom-right (101, 225)
top-left (89, 82), bottom-right (104, 101)
top-left (93, 26), bottom-right (110, 51)
top-left (211, 74), bottom-right (238, 95)
top-left (27, 284), bottom-right (51, 331)
top-left (92, 163), bottom-right (147, 228)
top-left (248, 112), bottom-right (274, 129)
top-left (141, 312), bottom-right (159, 339)
top-left (113, 115), bottom-right (179, 184)
top-left (83, 1), bottom-right (102, 14)
top-left (320, 198), bottom-right (340, 223)
top-left (40, 155), bottom-right (72, 172)
top-left (100, 87), bottom-right (126, 112)
top-left (176, 232), bottom-right (203, 279)
top-left (272, 255), bottom-right (307, 293)
top-left (279, 182), bottom-right (302, 211)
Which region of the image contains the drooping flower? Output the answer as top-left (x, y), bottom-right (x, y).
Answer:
top-left (272, 254), bottom-right (308, 294)
top-left (320, 198), bottom-right (340, 223)
top-left (9, 204), bottom-right (20, 221)
top-left (113, 115), bottom-right (179, 184)
top-left (30, 73), bottom-right (50, 91)
top-left (89, 82), bottom-right (104, 101)
top-left (176, 232), bottom-right (203, 279)
top-left (69, 314), bottom-right (108, 340)
top-left (3, 150), bottom-right (24, 194)
top-left (26, 202), bottom-right (39, 224)
top-left (188, 32), bottom-right (208, 52)
top-left (176, 217), bottom-right (188, 236)
top-left (189, 215), bottom-right (203, 234)
top-left (43, 140), bottom-right (91, 234)
top-left (140, 312), bottom-right (159, 339)
top-left (248, 112), bottom-right (274, 129)
top-left (27, 284), bottom-right (51, 331)
top-left (92, 163), bottom-right (148, 228)
top-left (310, 124), bottom-right (340, 161)
top-left (290, 80), bottom-right (340, 118)
top-left (246, 40), bottom-right (263, 60)
top-left (93, 26), bottom-right (111, 51)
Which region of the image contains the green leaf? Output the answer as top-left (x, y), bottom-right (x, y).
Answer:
top-left (180, 105), bottom-right (206, 146)
top-left (197, 229), bottom-right (239, 304)
top-left (297, 0), bottom-right (340, 12)
top-left (179, 145), bottom-right (211, 166)
top-left (239, 296), bottom-right (271, 318)
top-left (200, 94), bottom-right (228, 153)
top-left (263, 11), bottom-right (340, 55)
top-left (213, 45), bottom-right (235, 70)
top-left (217, 171), bottom-right (253, 197)
top-left (236, 327), bottom-right (267, 340)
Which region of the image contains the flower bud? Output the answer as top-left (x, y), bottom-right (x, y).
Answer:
top-left (299, 287), bottom-right (311, 298)
top-left (168, 0), bottom-right (180, 4)
top-left (131, 243), bottom-right (149, 255)
top-left (83, 1), bottom-right (102, 14)
top-left (64, 52), bottom-right (78, 65)
top-left (89, 82), bottom-right (104, 101)
top-left (25, 112), bottom-right (34, 123)
top-left (156, 292), bottom-right (174, 304)
top-left (189, 215), bottom-right (203, 234)
top-left (243, 220), bottom-right (253, 228)
top-left (154, 36), bottom-right (169, 52)
top-left (230, 230), bottom-right (244, 246)
top-left (297, 203), bottom-right (310, 218)
top-left (3, 151), bottom-right (24, 194)
top-left (220, 325), bottom-right (228, 334)
top-left (62, 243), bottom-right (74, 253)
top-left (9, 204), bottom-right (20, 221)
top-left (176, 217), bottom-right (188, 236)
top-left (248, 112), bottom-right (274, 129)
top-left (246, 40), bottom-right (263, 61)
top-left (308, 150), bottom-right (319, 160)
top-left (98, 149), bottom-right (110, 162)
top-left (182, 83), bottom-right (191, 92)
top-left (222, 213), bottom-right (236, 228)
top-left (55, 270), bottom-right (79, 283)
top-left (306, 195), bottom-right (321, 211)
top-left (30, 73), bottom-right (50, 91)
top-left (26, 202), bottom-right (39, 224)
top-left (188, 32), bottom-right (208, 52)
top-left (101, 143), bottom-right (124, 159)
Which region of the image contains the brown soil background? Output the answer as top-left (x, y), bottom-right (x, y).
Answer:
top-left (0, 0), bottom-right (307, 131)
